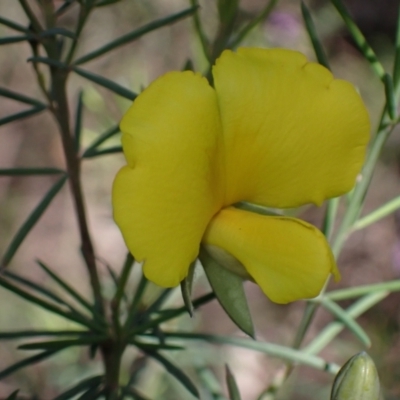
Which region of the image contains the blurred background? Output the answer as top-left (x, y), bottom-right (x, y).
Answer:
top-left (1, 0), bottom-right (400, 398)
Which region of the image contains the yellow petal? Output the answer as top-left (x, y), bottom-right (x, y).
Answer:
top-left (203, 207), bottom-right (338, 304)
top-left (213, 48), bottom-right (370, 208)
top-left (113, 71), bottom-right (224, 287)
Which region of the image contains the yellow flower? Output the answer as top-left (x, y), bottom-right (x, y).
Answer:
top-left (112, 48), bottom-right (370, 304)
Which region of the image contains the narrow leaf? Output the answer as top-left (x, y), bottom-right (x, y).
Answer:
top-left (144, 289), bottom-right (172, 317)
top-left (72, 66), bottom-right (136, 100)
top-left (82, 146), bottom-right (122, 158)
top-left (225, 365), bottom-right (241, 400)
top-left (0, 35), bottom-right (33, 45)
top-left (3, 270), bottom-right (69, 306)
top-left (143, 350), bottom-right (199, 398)
top-left (0, 167), bottom-right (65, 176)
top-left (82, 124), bottom-right (120, 157)
top-left (125, 274), bottom-right (149, 329)
top-left (353, 196), bottom-right (400, 231)
top-left (196, 366), bottom-right (226, 400)
top-left (74, 90), bottom-right (84, 151)
top-left (132, 341), bottom-right (184, 351)
top-left (121, 387), bottom-right (151, 400)
top-left (95, 0), bottom-right (122, 6)
top-left (0, 87), bottom-right (46, 107)
top-left (189, 0), bottom-right (210, 62)
top-left (327, 280), bottom-right (400, 301)
top-left (36, 260), bottom-right (97, 316)
top-left (55, 0), bottom-right (77, 17)
top-left (180, 261), bottom-right (196, 316)
top-left (304, 291), bottom-right (388, 355)
top-left (113, 252), bottom-right (134, 306)
top-left (1, 175), bottom-right (68, 266)
top-left (0, 349), bottom-right (61, 380)
top-left (76, 385), bottom-right (103, 400)
top-left (393, 5), bottom-right (400, 89)
top-left (27, 56), bottom-right (68, 69)
top-left (0, 16), bottom-right (30, 33)
top-left (74, 6), bottom-right (197, 65)
top-left (18, 337), bottom-right (106, 350)
top-left (0, 276), bottom-right (104, 331)
top-left (301, 1), bottom-right (330, 70)
top-left (0, 105), bottom-right (46, 126)
top-left (53, 375), bottom-right (103, 400)
top-left (200, 248), bottom-right (254, 338)
top-left (230, 0), bottom-right (279, 49)
top-left (0, 330), bottom-right (97, 340)
top-left (131, 292), bottom-right (216, 335)
top-left (320, 298), bottom-right (371, 348)
top-left (331, 0), bottom-right (385, 80)
top-left (162, 332), bottom-right (340, 374)
top-left (383, 73), bottom-right (397, 120)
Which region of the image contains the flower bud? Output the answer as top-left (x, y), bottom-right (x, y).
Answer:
top-left (331, 352), bottom-right (380, 400)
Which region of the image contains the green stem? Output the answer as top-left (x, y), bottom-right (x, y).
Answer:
top-left (102, 338), bottom-right (124, 399)
top-left (51, 70), bottom-right (103, 311)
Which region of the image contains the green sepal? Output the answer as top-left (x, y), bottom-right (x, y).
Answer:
top-left (199, 247), bottom-right (255, 338)
top-left (180, 261), bottom-right (197, 316)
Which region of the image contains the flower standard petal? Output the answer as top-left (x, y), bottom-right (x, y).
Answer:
top-left (203, 207), bottom-right (337, 304)
top-left (213, 48), bottom-right (370, 208)
top-left (112, 71), bottom-right (224, 287)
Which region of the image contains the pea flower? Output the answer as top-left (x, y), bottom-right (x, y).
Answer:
top-left (112, 48), bottom-right (370, 304)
